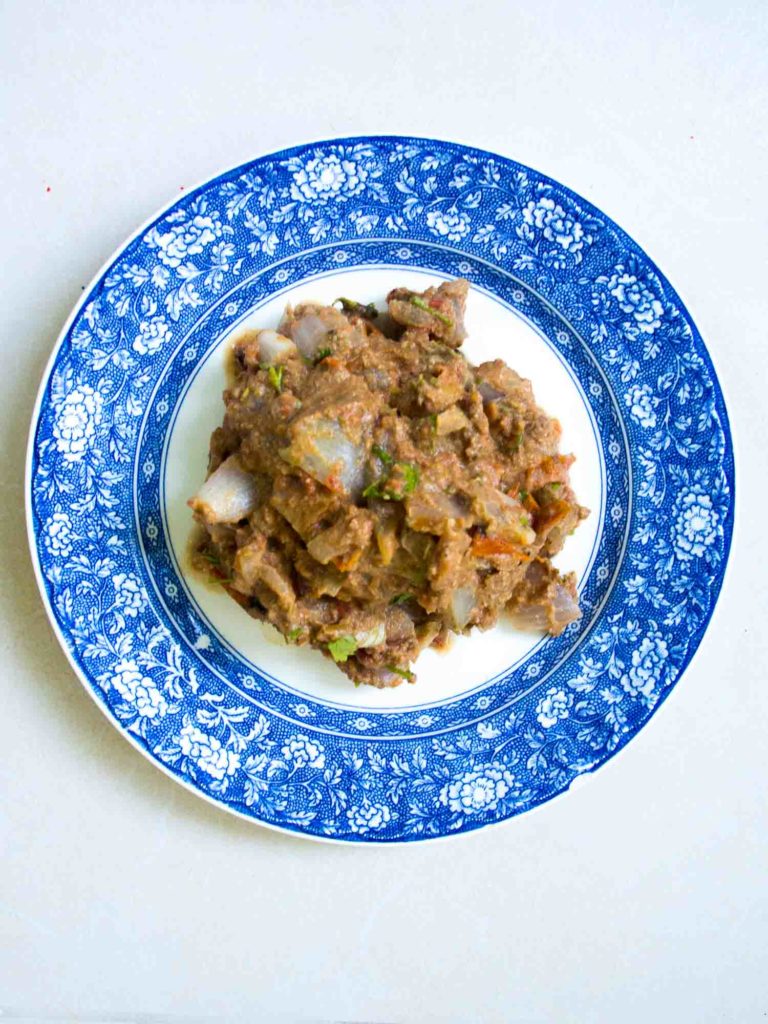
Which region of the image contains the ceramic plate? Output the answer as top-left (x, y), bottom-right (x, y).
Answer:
top-left (27, 137), bottom-right (734, 842)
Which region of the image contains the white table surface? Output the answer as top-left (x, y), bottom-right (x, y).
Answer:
top-left (2, 2), bottom-right (767, 1021)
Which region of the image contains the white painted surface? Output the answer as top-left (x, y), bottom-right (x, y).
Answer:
top-left (1, 1), bottom-right (766, 1021)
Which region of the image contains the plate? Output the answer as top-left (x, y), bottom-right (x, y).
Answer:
top-left (27, 137), bottom-right (734, 842)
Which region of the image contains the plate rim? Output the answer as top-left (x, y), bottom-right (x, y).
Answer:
top-left (25, 134), bottom-right (736, 843)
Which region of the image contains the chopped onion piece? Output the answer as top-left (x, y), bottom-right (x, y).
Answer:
top-left (257, 329), bottom-right (296, 365)
top-left (551, 583), bottom-right (582, 630)
top-left (450, 586), bottom-right (476, 630)
top-left (507, 584), bottom-right (581, 635)
top-left (478, 381), bottom-right (505, 404)
top-left (507, 603), bottom-right (549, 633)
top-left (354, 623), bottom-right (387, 649)
top-left (280, 418), bottom-right (366, 495)
top-left (406, 489), bottom-right (472, 534)
top-left (191, 455), bottom-right (258, 524)
top-left (289, 314), bottom-right (332, 358)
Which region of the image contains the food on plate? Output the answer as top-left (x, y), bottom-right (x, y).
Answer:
top-left (189, 279), bottom-right (588, 687)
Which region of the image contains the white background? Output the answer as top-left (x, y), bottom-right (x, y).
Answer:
top-left (1, 1), bottom-right (766, 1021)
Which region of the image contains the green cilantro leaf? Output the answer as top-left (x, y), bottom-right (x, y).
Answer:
top-left (409, 294), bottom-right (454, 328)
top-left (371, 444), bottom-right (393, 465)
top-left (362, 481), bottom-right (383, 499)
top-left (267, 364), bottom-right (284, 392)
top-left (362, 461), bottom-right (419, 502)
top-left (327, 636), bottom-right (358, 663)
top-left (386, 665), bottom-right (415, 682)
top-left (336, 297), bottom-right (379, 319)
top-left (398, 462), bottom-right (420, 495)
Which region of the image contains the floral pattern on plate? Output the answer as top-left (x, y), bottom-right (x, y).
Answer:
top-left (28, 137), bottom-right (733, 841)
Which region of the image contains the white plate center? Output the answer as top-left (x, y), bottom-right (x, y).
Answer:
top-left (163, 268), bottom-right (602, 710)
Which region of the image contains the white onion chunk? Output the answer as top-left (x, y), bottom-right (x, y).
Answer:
top-left (257, 329), bottom-right (297, 365)
top-left (191, 455), bottom-right (258, 524)
top-left (289, 314), bottom-right (332, 359)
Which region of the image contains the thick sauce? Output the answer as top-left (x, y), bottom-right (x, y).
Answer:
top-left (189, 280), bottom-right (588, 687)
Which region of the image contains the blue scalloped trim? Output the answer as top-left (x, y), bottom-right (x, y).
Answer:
top-left (29, 137), bottom-right (733, 841)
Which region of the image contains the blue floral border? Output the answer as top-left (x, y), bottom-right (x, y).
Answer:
top-left (137, 242), bottom-right (626, 737)
top-left (29, 137), bottom-right (734, 841)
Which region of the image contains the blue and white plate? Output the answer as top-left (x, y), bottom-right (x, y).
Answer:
top-left (27, 137), bottom-right (734, 842)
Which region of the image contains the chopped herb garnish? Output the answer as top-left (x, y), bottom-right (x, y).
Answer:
top-left (409, 294), bottom-right (432, 313)
top-left (286, 627), bottom-right (303, 642)
top-left (390, 593), bottom-right (414, 605)
top-left (240, 386), bottom-right (251, 400)
top-left (371, 444), bottom-right (393, 465)
top-left (520, 514), bottom-right (531, 527)
top-left (399, 462), bottom-right (420, 494)
top-left (327, 636), bottom-right (358, 663)
top-left (200, 552), bottom-right (221, 565)
top-left (409, 293), bottom-right (454, 328)
top-left (429, 413), bottom-right (438, 433)
top-left (363, 461), bottom-right (420, 502)
top-left (386, 665), bottom-right (415, 682)
top-left (550, 482), bottom-right (562, 491)
top-left (362, 480), bottom-right (385, 499)
top-left (314, 347), bottom-right (332, 364)
top-left (267, 364), bottom-right (284, 392)
top-left (335, 297), bottom-right (379, 319)
top-left (518, 488), bottom-right (529, 502)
